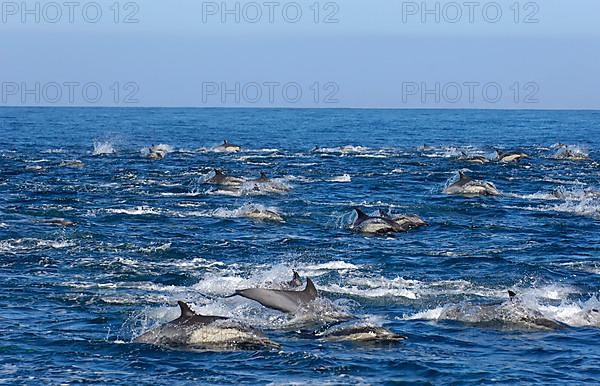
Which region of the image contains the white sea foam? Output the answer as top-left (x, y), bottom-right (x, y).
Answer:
top-left (302, 261), bottom-right (360, 272)
top-left (139, 243), bottom-right (172, 253)
top-left (536, 296), bottom-right (600, 327)
top-left (43, 148), bottom-right (65, 154)
top-left (323, 283), bottom-right (418, 299)
top-left (550, 198), bottom-right (600, 219)
top-left (517, 187), bottom-right (600, 219)
top-left (105, 206), bottom-right (163, 216)
top-left (328, 174), bottom-right (352, 183)
top-left (551, 144), bottom-right (590, 160)
top-left (558, 262), bottom-right (600, 275)
top-left (403, 285), bottom-right (598, 328)
top-left (519, 192), bottom-right (561, 200)
top-left (0, 238), bottom-right (76, 253)
top-left (313, 145), bottom-right (370, 154)
top-left (320, 276), bottom-right (505, 300)
top-left (92, 140), bottom-right (116, 155)
top-left (159, 192), bottom-right (203, 197)
top-left (211, 204), bottom-right (284, 222)
top-left (175, 201), bottom-right (207, 208)
top-left (288, 162), bottom-right (318, 167)
top-left (283, 175), bottom-right (314, 183)
top-left (207, 179), bottom-right (291, 197)
top-left (147, 144), bottom-right (173, 154)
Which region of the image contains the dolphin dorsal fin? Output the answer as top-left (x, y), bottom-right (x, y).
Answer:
top-left (178, 301), bottom-right (197, 318)
top-left (224, 140), bottom-right (228, 145)
top-left (304, 278), bottom-right (318, 298)
top-left (260, 172), bottom-right (268, 178)
top-left (458, 171), bottom-right (471, 181)
top-left (508, 290), bottom-right (517, 300)
top-left (378, 209), bottom-right (391, 219)
top-left (287, 270), bottom-right (303, 287)
top-left (354, 208), bottom-right (370, 222)
top-left (214, 169), bottom-right (225, 176)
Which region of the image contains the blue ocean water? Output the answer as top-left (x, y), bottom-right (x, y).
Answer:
top-left (0, 107), bottom-right (599, 385)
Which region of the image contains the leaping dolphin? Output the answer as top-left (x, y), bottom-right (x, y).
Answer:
top-left (147, 144), bottom-right (168, 160)
top-left (134, 301), bottom-right (279, 350)
top-left (443, 171), bottom-right (500, 196)
top-left (351, 208), bottom-right (408, 235)
top-left (249, 172), bottom-right (291, 193)
top-left (205, 169), bottom-right (245, 186)
top-left (458, 151), bottom-right (490, 164)
top-left (229, 278), bottom-right (319, 314)
top-left (214, 140), bottom-right (241, 153)
top-left (378, 210), bottom-right (428, 230)
top-left (230, 272), bottom-right (408, 342)
top-left (494, 149), bottom-right (529, 163)
top-left (552, 144), bottom-right (590, 161)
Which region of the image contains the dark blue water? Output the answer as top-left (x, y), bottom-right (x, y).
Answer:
top-left (1, 108), bottom-right (599, 384)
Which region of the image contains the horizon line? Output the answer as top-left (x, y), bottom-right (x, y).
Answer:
top-left (1, 106), bottom-right (599, 112)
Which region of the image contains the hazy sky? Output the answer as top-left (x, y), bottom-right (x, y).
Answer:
top-left (1, 0), bottom-right (599, 108)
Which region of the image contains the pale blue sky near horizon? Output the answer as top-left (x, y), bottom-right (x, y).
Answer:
top-left (1, 0), bottom-right (599, 108)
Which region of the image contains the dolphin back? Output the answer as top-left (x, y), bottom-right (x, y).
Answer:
top-left (235, 288), bottom-right (304, 313)
top-left (235, 278), bottom-right (319, 314)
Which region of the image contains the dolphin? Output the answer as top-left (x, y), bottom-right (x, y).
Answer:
top-left (59, 159), bottom-right (85, 168)
top-left (287, 271), bottom-right (303, 288)
top-left (40, 218), bottom-right (76, 227)
top-left (316, 324), bottom-right (407, 343)
top-left (147, 151), bottom-right (165, 160)
top-left (494, 149), bottom-right (529, 163)
top-left (229, 278), bottom-right (319, 314)
top-left (134, 301), bottom-right (279, 350)
top-left (243, 206), bottom-right (284, 222)
top-left (146, 144), bottom-right (168, 160)
top-left (205, 169), bottom-right (245, 186)
top-left (458, 151), bottom-right (489, 164)
top-left (506, 291), bottom-right (569, 330)
top-left (215, 140), bottom-right (241, 153)
top-left (552, 145), bottom-right (590, 161)
top-left (351, 208), bottom-right (408, 235)
top-left (443, 171), bottom-right (500, 196)
top-left (581, 308), bottom-right (600, 327)
top-left (254, 172), bottom-right (271, 183)
top-left (551, 188), bottom-right (600, 200)
top-left (378, 210), bottom-right (427, 230)
top-left (435, 291), bottom-right (568, 331)
top-left (262, 271), bottom-right (303, 291)
top-left (248, 172), bottom-right (290, 193)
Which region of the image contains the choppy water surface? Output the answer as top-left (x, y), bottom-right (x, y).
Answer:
top-left (1, 108), bottom-right (599, 384)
